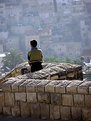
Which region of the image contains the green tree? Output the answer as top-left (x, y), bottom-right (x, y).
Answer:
top-left (2, 49), bottom-right (24, 72)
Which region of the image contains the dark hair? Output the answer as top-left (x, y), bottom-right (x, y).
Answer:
top-left (30, 40), bottom-right (37, 47)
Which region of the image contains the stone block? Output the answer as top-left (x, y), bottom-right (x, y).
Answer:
top-left (55, 80), bottom-right (71, 94)
top-left (15, 93), bottom-right (26, 102)
top-left (40, 103), bottom-right (49, 119)
top-left (60, 106), bottom-right (71, 120)
top-left (85, 95), bottom-right (91, 107)
top-left (45, 81), bottom-right (60, 93)
top-left (50, 75), bottom-right (59, 80)
top-left (27, 93), bottom-right (37, 103)
top-left (78, 81), bottom-right (91, 94)
top-left (19, 79), bottom-right (32, 92)
top-left (51, 93), bottom-right (61, 105)
top-left (66, 80), bottom-right (83, 93)
top-left (71, 107), bottom-right (82, 120)
top-left (5, 92), bottom-right (14, 106)
top-left (31, 103), bottom-right (40, 118)
top-left (0, 92), bottom-right (4, 106)
top-left (12, 105), bottom-right (20, 116)
top-left (38, 93), bottom-right (50, 103)
top-left (82, 108), bottom-right (91, 121)
top-left (36, 80), bottom-right (50, 92)
top-left (26, 82), bottom-right (36, 92)
top-left (11, 79), bottom-right (25, 92)
top-left (50, 105), bottom-right (60, 120)
top-left (3, 107), bottom-right (11, 115)
top-left (62, 94), bottom-right (73, 106)
top-left (74, 94), bottom-right (84, 106)
top-left (20, 102), bottom-right (30, 117)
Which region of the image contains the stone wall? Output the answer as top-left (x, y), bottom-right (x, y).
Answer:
top-left (0, 78), bottom-right (91, 121)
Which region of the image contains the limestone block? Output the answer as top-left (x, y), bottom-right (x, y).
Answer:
top-left (60, 106), bottom-right (71, 120)
top-left (66, 80), bottom-right (83, 93)
top-left (3, 107), bottom-right (11, 115)
top-left (74, 94), bottom-right (84, 106)
top-left (27, 93), bottom-right (37, 103)
top-left (85, 95), bottom-right (91, 107)
top-left (62, 94), bottom-right (73, 106)
top-left (89, 87), bottom-right (91, 94)
top-left (20, 102), bottom-right (30, 117)
top-left (40, 103), bottom-right (49, 119)
top-left (45, 81), bottom-right (60, 93)
top-left (50, 105), bottom-right (60, 120)
top-left (26, 80), bottom-right (39, 92)
top-left (0, 92), bottom-right (4, 107)
top-left (11, 79), bottom-right (25, 92)
top-left (71, 107), bottom-right (82, 120)
top-left (51, 93), bottom-right (61, 105)
top-left (78, 81), bottom-right (91, 94)
top-left (82, 108), bottom-right (91, 121)
top-left (15, 93), bottom-right (26, 102)
top-left (0, 107), bottom-right (3, 114)
top-left (50, 75), bottom-right (59, 80)
top-left (67, 72), bottom-right (75, 78)
top-left (19, 79), bottom-right (32, 92)
top-left (5, 92), bottom-right (14, 106)
top-left (36, 80), bottom-right (50, 92)
top-left (12, 105), bottom-right (20, 116)
top-left (55, 80), bottom-right (71, 93)
top-left (31, 103), bottom-right (40, 118)
top-left (38, 93), bottom-right (50, 103)
top-left (2, 78), bottom-right (17, 92)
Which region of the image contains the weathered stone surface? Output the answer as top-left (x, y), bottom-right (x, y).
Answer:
top-left (60, 106), bottom-right (71, 120)
top-left (31, 103), bottom-right (40, 118)
top-left (82, 108), bottom-right (91, 121)
top-left (51, 93), bottom-right (61, 105)
top-left (36, 80), bottom-right (50, 92)
top-left (40, 103), bottom-right (49, 119)
top-left (27, 93), bottom-right (37, 103)
top-left (50, 105), bottom-right (60, 120)
top-left (85, 95), bottom-right (91, 107)
top-left (3, 107), bottom-right (11, 115)
top-left (55, 80), bottom-right (71, 93)
top-left (15, 93), bottom-right (26, 102)
top-left (45, 81), bottom-right (60, 93)
top-left (12, 106), bottom-right (20, 116)
top-left (2, 78), bottom-right (17, 92)
top-left (12, 79), bottom-right (25, 92)
top-left (26, 80), bottom-right (41, 92)
top-left (5, 92), bottom-right (14, 106)
top-left (74, 94), bottom-right (84, 106)
top-left (71, 107), bottom-right (82, 120)
top-left (78, 81), bottom-right (91, 94)
top-left (66, 80), bottom-right (83, 93)
top-left (0, 92), bottom-right (4, 106)
top-left (20, 102), bottom-right (30, 117)
top-left (62, 94), bottom-right (73, 106)
top-left (19, 79), bottom-right (32, 92)
top-left (38, 93), bottom-right (50, 103)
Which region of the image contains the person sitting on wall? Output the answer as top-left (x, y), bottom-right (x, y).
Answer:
top-left (27, 40), bottom-right (43, 72)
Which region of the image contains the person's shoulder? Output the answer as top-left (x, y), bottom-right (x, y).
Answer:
top-left (38, 49), bottom-right (42, 52)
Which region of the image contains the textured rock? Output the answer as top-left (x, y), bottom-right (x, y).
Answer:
top-left (38, 93), bottom-right (50, 103)
top-left (62, 94), bottom-right (73, 106)
top-left (27, 93), bottom-right (37, 103)
top-left (60, 106), bottom-right (71, 120)
top-left (15, 93), bottom-right (26, 102)
top-left (51, 93), bottom-right (61, 105)
top-left (5, 92), bottom-right (14, 107)
top-left (50, 105), bottom-right (60, 120)
top-left (40, 103), bottom-right (49, 119)
top-left (74, 94), bottom-right (84, 106)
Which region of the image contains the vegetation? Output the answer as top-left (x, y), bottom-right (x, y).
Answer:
top-left (44, 56), bottom-right (82, 65)
top-left (2, 49), bottom-right (24, 72)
